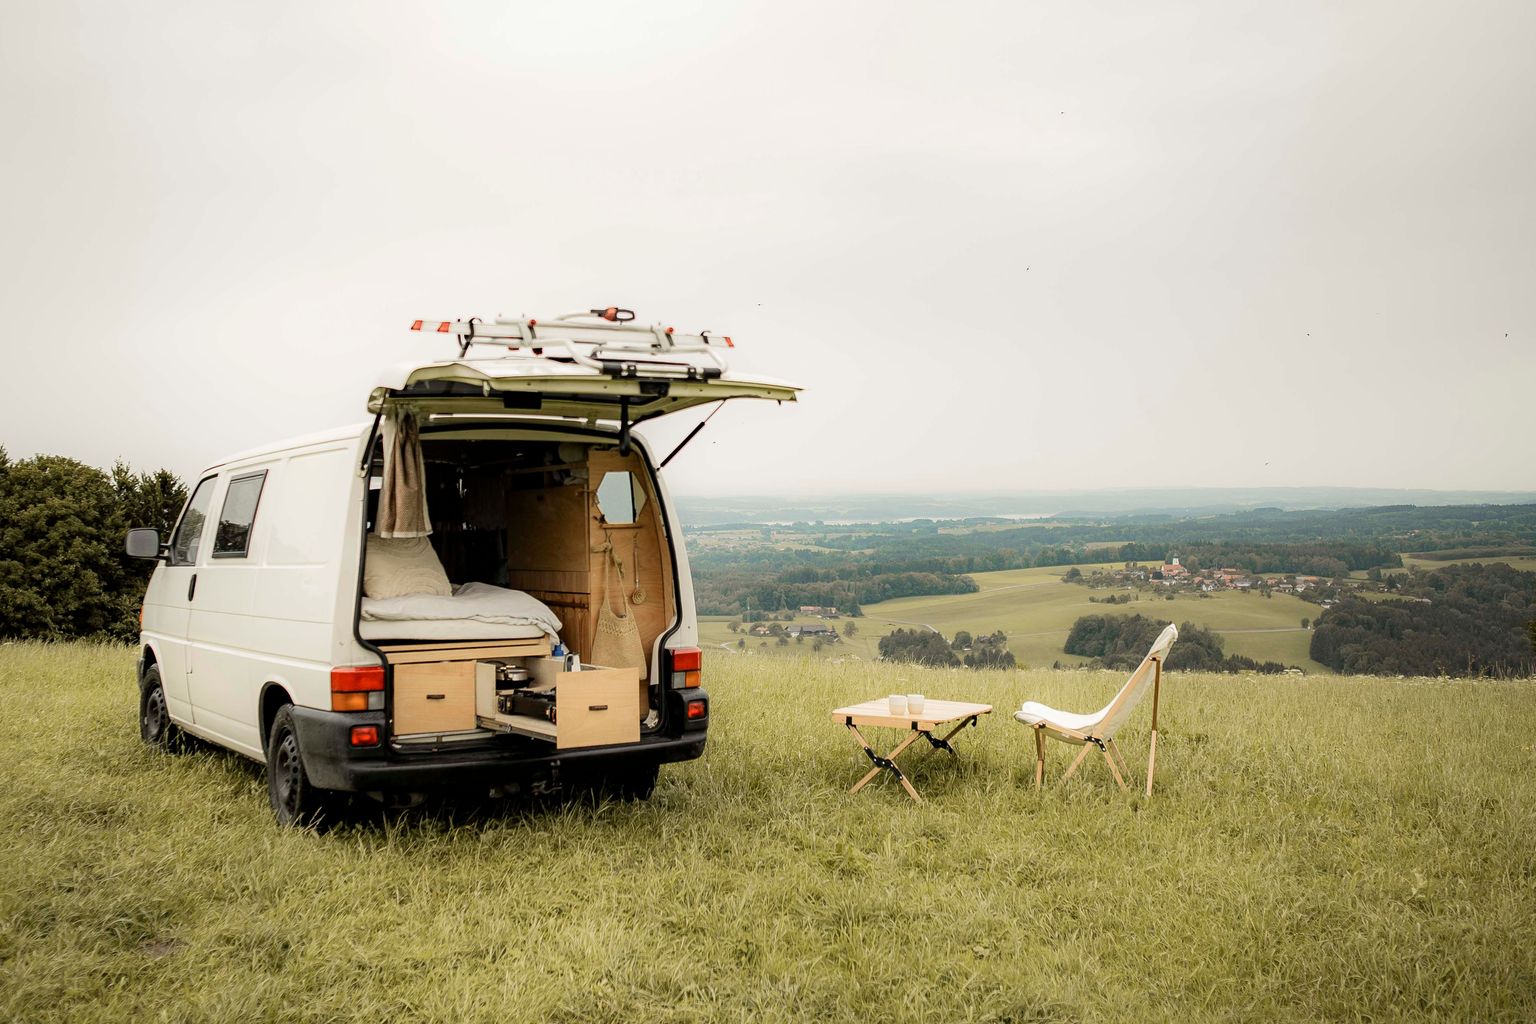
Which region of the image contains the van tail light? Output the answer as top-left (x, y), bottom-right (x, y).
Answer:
top-left (668, 647), bottom-right (702, 689)
top-left (331, 665), bottom-right (385, 712)
top-left (686, 698), bottom-right (707, 720)
top-left (350, 725), bottom-right (380, 747)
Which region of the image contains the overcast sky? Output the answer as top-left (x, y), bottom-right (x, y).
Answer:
top-left (1, 1), bottom-right (1531, 497)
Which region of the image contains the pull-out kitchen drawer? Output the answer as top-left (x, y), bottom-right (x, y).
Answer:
top-left (393, 661), bottom-right (476, 735)
top-left (479, 664), bottom-right (641, 748)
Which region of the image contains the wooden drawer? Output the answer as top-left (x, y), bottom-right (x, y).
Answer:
top-left (555, 667), bottom-right (641, 749)
top-left (393, 661), bottom-right (476, 735)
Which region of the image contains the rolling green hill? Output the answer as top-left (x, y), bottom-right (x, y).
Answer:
top-left (701, 562), bottom-right (1331, 672)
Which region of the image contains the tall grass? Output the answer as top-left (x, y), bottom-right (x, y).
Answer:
top-left (1, 642), bottom-right (1533, 1022)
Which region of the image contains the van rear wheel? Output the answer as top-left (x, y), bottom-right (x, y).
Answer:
top-left (139, 667), bottom-right (185, 752)
top-left (570, 762), bottom-right (658, 802)
top-left (266, 705), bottom-right (345, 829)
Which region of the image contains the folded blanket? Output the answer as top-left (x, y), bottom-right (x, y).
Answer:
top-left (360, 582), bottom-right (563, 642)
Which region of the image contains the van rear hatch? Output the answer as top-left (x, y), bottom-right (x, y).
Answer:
top-left (370, 314), bottom-right (799, 423)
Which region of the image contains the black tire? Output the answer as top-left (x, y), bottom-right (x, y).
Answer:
top-left (266, 705), bottom-right (345, 829)
top-left (617, 764), bottom-right (658, 802)
top-left (570, 762), bottom-right (659, 803)
top-left (139, 666), bottom-right (185, 752)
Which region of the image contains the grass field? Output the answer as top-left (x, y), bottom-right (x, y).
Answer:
top-left (4, 642), bottom-right (1535, 1022)
top-left (1398, 555), bottom-right (1536, 573)
top-left (702, 563), bottom-right (1332, 673)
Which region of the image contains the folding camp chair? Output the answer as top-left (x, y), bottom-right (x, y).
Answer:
top-left (1015, 623), bottom-right (1178, 796)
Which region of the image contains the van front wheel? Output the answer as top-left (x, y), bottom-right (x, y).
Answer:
top-left (266, 705), bottom-right (345, 829)
top-left (139, 667), bottom-right (184, 752)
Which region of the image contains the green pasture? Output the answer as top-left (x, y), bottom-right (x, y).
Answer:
top-left (3, 642), bottom-right (1533, 1022)
top-left (1397, 554), bottom-right (1536, 573)
top-left (702, 563), bottom-right (1331, 673)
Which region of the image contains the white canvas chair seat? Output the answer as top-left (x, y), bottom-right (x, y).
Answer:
top-left (1013, 702), bottom-right (1103, 738)
top-left (1018, 623), bottom-right (1178, 796)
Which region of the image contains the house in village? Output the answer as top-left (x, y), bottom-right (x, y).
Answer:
top-left (787, 622), bottom-right (839, 641)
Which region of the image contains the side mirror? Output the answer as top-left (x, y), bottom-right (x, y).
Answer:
top-left (125, 528), bottom-right (164, 560)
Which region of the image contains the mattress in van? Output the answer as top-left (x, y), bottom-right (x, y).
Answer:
top-left (359, 582), bottom-right (562, 643)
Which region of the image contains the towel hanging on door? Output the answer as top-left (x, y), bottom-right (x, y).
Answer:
top-left (376, 407), bottom-right (432, 538)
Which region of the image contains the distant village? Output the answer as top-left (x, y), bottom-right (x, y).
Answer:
top-left (743, 605), bottom-right (843, 642)
top-left (1077, 558), bottom-right (1338, 599)
top-left (1099, 561), bottom-right (1327, 592)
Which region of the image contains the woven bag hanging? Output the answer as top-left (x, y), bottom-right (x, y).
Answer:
top-left (590, 544), bottom-right (647, 678)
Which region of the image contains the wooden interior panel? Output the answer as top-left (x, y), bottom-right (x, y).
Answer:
top-left (506, 483), bottom-right (590, 572)
top-left (394, 661), bottom-right (476, 734)
top-left (586, 449), bottom-right (677, 697)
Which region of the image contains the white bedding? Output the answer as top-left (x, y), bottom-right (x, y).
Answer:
top-left (359, 582), bottom-right (563, 643)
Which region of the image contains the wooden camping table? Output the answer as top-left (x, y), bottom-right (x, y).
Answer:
top-left (831, 699), bottom-right (993, 804)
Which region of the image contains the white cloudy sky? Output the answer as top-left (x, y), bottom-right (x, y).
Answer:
top-left (1, 1), bottom-right (1531, 496)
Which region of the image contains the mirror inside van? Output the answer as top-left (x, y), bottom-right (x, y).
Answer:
top-left (125, 528), bottom-right (163, 560)
top-left (595, 471), bottom-right (645, 525)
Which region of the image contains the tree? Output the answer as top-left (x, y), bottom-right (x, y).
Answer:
top-left (878, 628), bottom-right (960, 667)
top-left (843, 621), bottom-right (858, 638)
top-left (812, 639), bottom-right (824, 652)
top-left (736, 638), bottom-right (745, 650)
top-left (951, 630), bottom-right (973, 650)
top-left (0, 452), bottom-right (187, 641)
top-left (1301, 617), bottom-right (1310, 630)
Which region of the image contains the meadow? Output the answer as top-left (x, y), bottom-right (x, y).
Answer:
top-left (702, 563), bottom-right (1330, 672)
top-left (3, 642), bottom-right (1534, 1022)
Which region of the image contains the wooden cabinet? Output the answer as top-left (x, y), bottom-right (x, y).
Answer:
top-left (379, 638), bottom-right (550, 738)
top-left (393, 661), bottom-right (476, 735)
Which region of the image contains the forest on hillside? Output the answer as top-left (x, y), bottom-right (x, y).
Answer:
top-left (1309, 563), bottom-right (1536, 678)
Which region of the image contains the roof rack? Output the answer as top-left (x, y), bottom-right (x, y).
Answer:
top-left (409, 308), bottom-right (734, 380)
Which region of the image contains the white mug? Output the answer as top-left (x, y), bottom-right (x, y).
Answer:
top-left (887, 694), bottom-right (908, 715)
top-left (907, 694), bottom-right (925, 715)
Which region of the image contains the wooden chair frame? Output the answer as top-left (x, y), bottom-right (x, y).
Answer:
top-left (1032, 656), bottom-right (1162, 797)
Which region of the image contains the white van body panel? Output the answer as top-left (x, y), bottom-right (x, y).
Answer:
top-left (141, 419), bottom-right (706, 762)
top-left (144, 427), bottom-right (375, 760)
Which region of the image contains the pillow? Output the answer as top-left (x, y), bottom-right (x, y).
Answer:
top-left (364, 535), bottom-right (453, 600)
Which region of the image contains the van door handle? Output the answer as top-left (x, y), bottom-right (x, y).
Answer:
top-left (588, 704), bottom-right (608, 711)
top-left (187, 574), bottom-right (198, 602)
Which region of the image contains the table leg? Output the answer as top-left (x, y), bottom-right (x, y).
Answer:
top-left (846, 724), bottom-right (925, 801)
top-left (921, 715), bottom-right (978, 755)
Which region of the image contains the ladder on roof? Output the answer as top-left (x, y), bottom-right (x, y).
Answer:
top-left (409, 307), bottom-right (734, 379)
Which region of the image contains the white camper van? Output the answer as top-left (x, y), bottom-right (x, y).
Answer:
top-left (126, 310), bottom-right (798, 826)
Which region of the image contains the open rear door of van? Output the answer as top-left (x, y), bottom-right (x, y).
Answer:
top-left (369, 317), bottom-right (799, 429)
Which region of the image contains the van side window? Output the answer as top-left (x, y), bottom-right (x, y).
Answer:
top-left (170, 476), bottom-right (217, 566)
top-left (213, 471), bottom-right (268, 558)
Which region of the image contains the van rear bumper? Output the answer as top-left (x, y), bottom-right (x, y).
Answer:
top-left (288, 706), bottom-right (707, 793)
